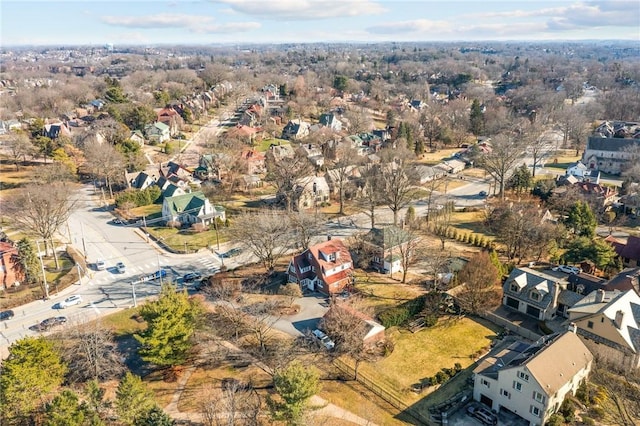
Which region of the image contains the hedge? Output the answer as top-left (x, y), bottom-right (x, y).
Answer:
top-left (378, 295), bottom-right (426, 328)
top-left (115, 186), bottom-right (161, 208)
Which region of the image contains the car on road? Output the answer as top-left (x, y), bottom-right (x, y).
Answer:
top-left (116, 262), bottom-right (126, 273)
top-left (220, 247), bottom-right (242, 258)
top-left (59, 295), bottom-right (83, 308)
top-left (182, 272), bottom-right (202, 283)
top-left (479, 190), bottom-right (488, 197)
top-left (0, 309), bottom-right (14, 321)
top-left (312, 329), bottom-right (335, 350)
top-left (95, 259), bottom-right (106, 271)
top-left (111, 218), bottom-right (125, 225)
top-left (467, 404), bottom-right (498, 425)
top-left (31, 316), bottom-right (67, 332)
top-left (552, 265), bottom-right (582, 275)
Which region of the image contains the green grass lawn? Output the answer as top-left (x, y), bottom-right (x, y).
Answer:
top-left (146, 226), bottom-right (229, 252)
top-left (129, 204), bottom-right (162, 219)
top-left (357, 317), bottom-right (498, 399)
top-left (255, 138), bottom-right (290, 152)
top-left (353, 274), bottom-right (425, 315)
top-left (100, 307), bottom-right (146, 336)
top-left (449, 211), bottom-right (488, 234)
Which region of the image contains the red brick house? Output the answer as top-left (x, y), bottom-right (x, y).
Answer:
top-left (0, 241), bottom-right (24, 290)
top-left (239, 149), bottom-right (266, 175)
top-left (288, 237), bottom-right (354, 295)
top-left (607, 235), bottom-right (640, 268)
top-left (156, 106), bottom-right (184, 136)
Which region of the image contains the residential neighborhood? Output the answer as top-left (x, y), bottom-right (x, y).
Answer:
top-left (0, 30), bottom-right (639, 426)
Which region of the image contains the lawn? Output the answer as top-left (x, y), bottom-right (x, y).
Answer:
top-left (449, 210), bottom-right (488, 234)
top-left (416, 148), bottom-right (460, 165)
top-left (356, 317), bottom-right (498, 401)
top-left (128, 204), bottom-right (162, 220)
top-left (100, 307), bottom-right (146, 336)
top-left (146, 226), bottom-right (229, 252)
top-left (353, 274), bottom-right (425, 315)
top-left (255, 138), bottom-right (290, 152)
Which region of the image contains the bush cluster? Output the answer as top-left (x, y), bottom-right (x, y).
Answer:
top-left (115, 186), bottom-right (161, 208)
top-left (431, 225), bottom-right (492, 249)
top-left (424, 363), bottom-right (463, 386)
top-left (378, 295), bottom-right (426, 328)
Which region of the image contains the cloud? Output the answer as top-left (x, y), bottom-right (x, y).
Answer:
top-left (213, 0), bottom-right (386, 20)
top-left (102, 14), bottom-right (211, 29)
top-left (102, 13), bottom-right (260, 33)
top-left (367, 19), bottom-right (451, 35)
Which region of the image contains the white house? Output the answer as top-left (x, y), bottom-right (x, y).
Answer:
top-left (473, 331), bottom-right (593, 426)
top-left (162, 191), bottom-right (225, 226)
top-left (292, 175), bottom-right (330, 211)
top-left (565, 161), bottom-right (600, 183)
top-left (145, 122), bottom-right (170, 143)
top-left (568, 289), bottom-right (640, 370)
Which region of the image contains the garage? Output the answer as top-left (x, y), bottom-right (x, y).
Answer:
top-left (526, 304), bottom-right (541, 319)
top-left (506, 296), bottom-right (519, 309)
top-left (480, 394), bottom-right (493, 408)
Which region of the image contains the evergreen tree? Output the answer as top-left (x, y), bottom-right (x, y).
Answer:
top-left (15, 237), bottom-right (40, 284)
top-left (267, 362), bottom-right (320, 425)
top-left (469, 99), bottom-right (485, 136)
top-left (133, 406), bottom-right (174, 426)
top-left (488, 249), bottom-right (505, 277)
top-left (0, 337), bottom-right (67, 423)
top-left (115, 373), bottom-right (156, 426)
top-left (134, 283), bottom-right (202, 368)
top-left (566, 201), bottom-right (597, 237)
top-left (44, 389), bottom-right (98, 426)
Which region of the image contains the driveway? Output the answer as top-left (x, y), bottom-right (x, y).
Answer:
top-left (271, 293), bottom-right (330, 337)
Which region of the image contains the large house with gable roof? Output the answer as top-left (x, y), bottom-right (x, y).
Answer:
top-left (502, 268), bottom-right (569, 321)
top-left (472, 331), bottom-right (593, 426)
top-left (161, 191), bottom-right (224, 227)
top-left (583, 121), bottom-right (640, 174)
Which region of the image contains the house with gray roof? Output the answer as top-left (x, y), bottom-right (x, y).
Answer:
top-left (583, 121), bottom-right (640, 174)
top-left (502, 268), bottom-right (568, 321)
top-left (161, 191), bottom-right (224, 226)
top-left (568, 288), bottom-right (640, 370)
top-left (473, 331), bottom-right (592, 426)
top-left (362, 224), bottom-right (416, 274)
top-left (125, 170), bottom-right (159, 190)
top-left (319, 113), bottom-right (342, 132)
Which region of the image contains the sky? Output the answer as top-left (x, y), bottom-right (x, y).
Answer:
top-left (2, 0), bottom-right (639, 46)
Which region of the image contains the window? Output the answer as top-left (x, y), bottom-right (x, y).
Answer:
top-left (518, 371), bottom-right (530, 382)
top-left (500, 389), bottom-right (511, 399)
top-left (587, 321), bottom-right (594, 329)
top-left (510, 283), bottom-right (520, 292)
top-left (481, 379), bottom-right (490, 388)
top-left (530, 291), bottom-right (540, 301)
top-left (533, 391), bottom-right (545, 404)
top-left (513, 381), bottom-right (523, 392)
top-left (530, 405), bottom-right (541, 417)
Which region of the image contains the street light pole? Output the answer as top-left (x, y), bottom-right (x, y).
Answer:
top-left (131, 281), bottom-right (137, 307)
top-left (80, 221), bottom-right (88, 262)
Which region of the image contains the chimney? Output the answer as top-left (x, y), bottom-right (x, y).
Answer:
top-left (614, 310), bottom-right (624, 329)
top-left (568, 323), bottom-right (577, 334)
top-left (596, 289), bottom-right (606, 303)
top-left (327, 235), bottom-right (332, 241)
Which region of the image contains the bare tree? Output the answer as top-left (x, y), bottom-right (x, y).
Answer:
top-left (56, 320), bottom-right (126, 383)
top-left (265, 153), bottom-right (313, 212)
top-left (454, 251), bottom-right (502, 315)
top-left (344, 107), bottom-right (373, 134)
top-left (379, 147), bottom-right (420, 226)
top-left (5, 132), bottom-right (34, 170)
top-left (430, 200), bottom-right (455, 251)
top-left (328, 145), bottom-right (360, 215)
top-left (392, 227), bottom-right (422, 284)
top-left (200, 382), bottom-right (261, 426)
top-left (82, 140), bottom-right (125, 199)
top-left (357, 164), bottom-right (384, 229)
top-left (3, 183), bottom-right (76, 261)
top-left (230, 211), bottom-right (292, 272)
top-left (288, 210), bottom-right (322, 250)
top-left (477, 132), bottom-right (525, 199)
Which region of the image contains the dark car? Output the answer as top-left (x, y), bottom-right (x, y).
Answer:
top-left (220, 248), bottom-right (242, 259)
top-left (0, 310), bottom-right (14, 321)
top-left (32, 316), bottom-right (67, 332)
top-left (479, 190), bottom-right (488, 197)
top-left (182, 272), bottom-right (202, 283)
top-left (111, 218), bottom-right (125, 225)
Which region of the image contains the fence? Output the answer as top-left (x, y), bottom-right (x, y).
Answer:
top-left (480, 311), bottom-right (542, 341)
top-left (333, 358), bottom-right (432, 425)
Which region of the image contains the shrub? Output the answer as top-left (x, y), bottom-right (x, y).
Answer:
top-left (191, 223), bottom-right (207, 233)
top-left (166, 220), bottom-right (181, 229)
top-left (559, 399), bottom-right (575, 423)
top-left (454, 363), bottom-right (462, 372)
top-left (434, 371), bottom-right (448, 384)
top-left (115, 186), bottom-right (161, 208)
top-left (589, 406), bottom-right (604, 419)
top-left (424, 314), bottom-right (438, 327)
top-left (575, 382), bottom-right (589, 404)
top-left (378, 295), bottom-right (426, 328)
top-left (545, 414), bottom-right (564, 426)
top-left (581, 416), bottom-right (595, 426)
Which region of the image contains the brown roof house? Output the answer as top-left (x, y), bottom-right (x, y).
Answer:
top-left (607, 235), bottom-right (640, 268)
top-left (287, 237), bottom-right (354, 296)
top-left (472, 331), bottom-right (592, 426)
top-left (0, 241), bottom-right (24, 290)
top-left (568, 288), bottom-right (640, 370)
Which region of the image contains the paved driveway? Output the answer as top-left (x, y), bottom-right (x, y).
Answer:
top-left (271, 293), bottom-right (330, 337)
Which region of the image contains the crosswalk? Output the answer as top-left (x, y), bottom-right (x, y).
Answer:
top-left (197, 256), bottom-right (221, 273)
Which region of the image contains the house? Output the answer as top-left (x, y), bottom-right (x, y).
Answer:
top-left (568, 288), bottom-right (640, 370)
top-left (408, 99), bottom-right (426, 112)
top-left (161, 191), bottom-right (225, 226)
top-left (239, 149), bottom-right (266, 175)
top-left (600, 267), bottom-right (640, 294)
top-left (159, 161), bottom-right (192, 181)
top-left (43, 122), bottom-right (71, 139)
top-left (414, 165), bottom-right (446, 184)
top-left (322, 302), bottom-right (386, 345)
top-left (606, 235), bottom-right (640, 268)
top-left (318, 113), bottom-right (342, 132)
top-left (298, 143), bottom-right (325, 168)
top-left (282, 119), bottom-right (311, 140)
top-left (124, 170), bottom-right (159, 190)
top-left (575, 182), bottom-right (617, 208)
top-left (0, 241), bottom-right (24, 290)
top-left (266, 143), bottom-right (295, 162)
top-left (435, 159), bottom-right (466, 174)
top-left (291, 176), bottom-right (330, 211)
top-left (325, 165), bottom-right (360, 195)
top-left (472, 331), bottom-right (593, 426)
top-left (583, 121), bottom-right (640, 174)
top-left (287, 237), bottom-right (354, 295)
top-left (502, 268), bottom-right (568, 321)
top-left (89, 99), bottom-right (105, 110)
top-left (156, 106), bottom-right (184, 136)
top-left (565, 161), bottom-right (600, 183)
top-left (240, 174), bottom-right (262, 191)
top-left (144, 122), bottom-right (170, 143)
top-left (129, 130), bottom-right (145, 146)
top-left (362, 225), bottom-right (415, 274)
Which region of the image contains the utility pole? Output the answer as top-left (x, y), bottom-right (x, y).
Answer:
top-left (157, 253), bottom-right (163, 284)
top-left (76, 263), bottom-right (83, 285)
top-left (80, 221), bottom-right (88, 262)
top-left (131, 281), bottom-right (137, 307)
top-left (35, 240), bottom-right (49, 300)
top-left (213, 219), bottom-right (220, 250)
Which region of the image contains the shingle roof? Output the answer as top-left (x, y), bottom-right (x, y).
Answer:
top-left (164, 191), bottom-right (207, 217)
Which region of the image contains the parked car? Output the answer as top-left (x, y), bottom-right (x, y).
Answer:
top-left (312, 329), bottom-right (335, 350)
top-left (59, 295), bottom-right (83, 308)
top-left (111, 218), bottom-right (125, 225)
top-left (116, 262), bottom-right (126, 273)
top-left (467, 404), bottom-right (498, 425)
top-left (182, 272), bottom-right (202, 283)
top-left (553, 265), bottom-right (582, 275)
top-left (95, 259), bottom-right (106, 271)
top-left (0, 310), bottom-right (14, 321)
top-left (479, 190), bottom-right (488, 197)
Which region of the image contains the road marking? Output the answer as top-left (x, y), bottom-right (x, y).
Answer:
top-left (89, 302), bottom-right (100, 315)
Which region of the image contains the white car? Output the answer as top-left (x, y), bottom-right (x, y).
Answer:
top-left (95, 259), bottom-right (106, 271)
top-left (553, 265), bottom-right (582, 275)
top-left (312, 329), bottom-right (335, 350)
top-left (60, 295), bottom-right (83, 308)
top-left (116, 262), bottom-right (126, 273)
